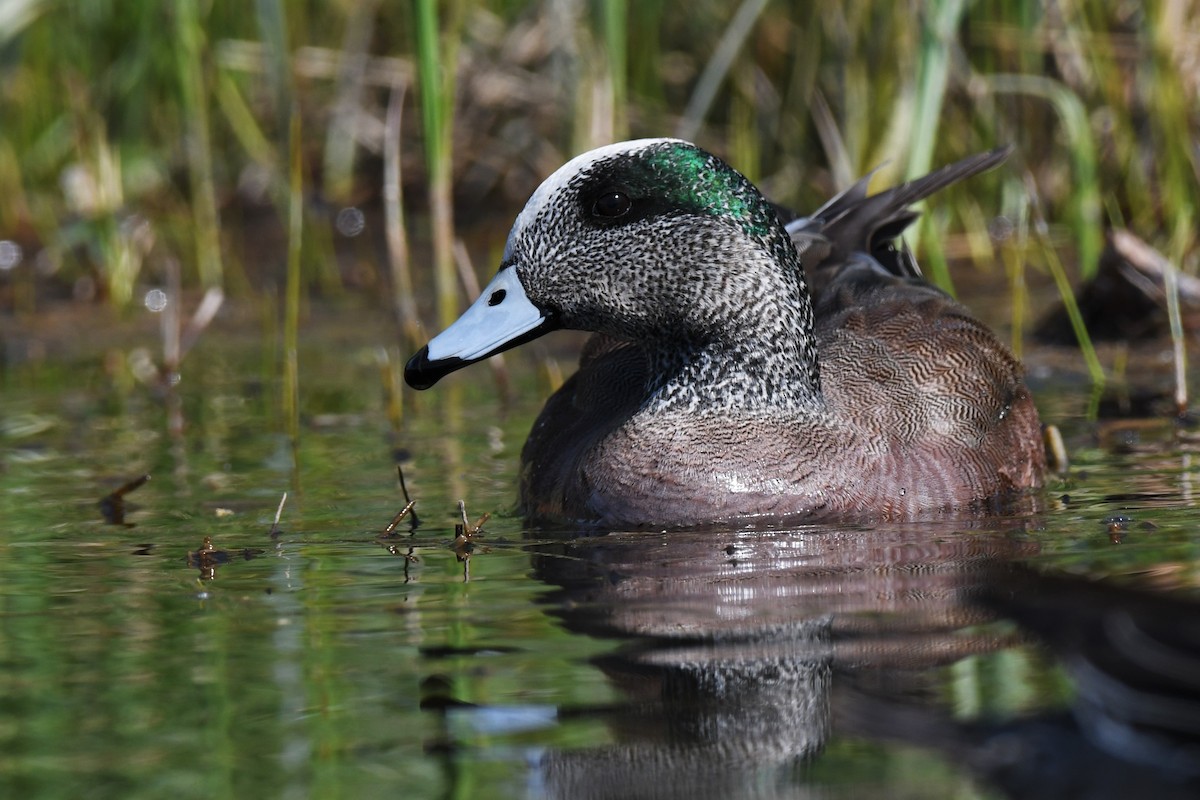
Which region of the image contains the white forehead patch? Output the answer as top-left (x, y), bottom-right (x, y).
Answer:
top-left (503, 138), bottom-right (687, 261)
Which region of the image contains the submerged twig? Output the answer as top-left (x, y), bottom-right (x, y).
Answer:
top-left (187, 535), bottom-right (265, 580)
top-left (110, 473), bottom-right (150, 499)
top-left (99, 473), bottom-right (151, 525)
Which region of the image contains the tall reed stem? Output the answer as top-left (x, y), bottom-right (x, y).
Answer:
top-left (904, 0), bottom-right (965, 289)
top-left (322, 0), bottom-right (379, 201)
top-left (600, 0), bottom-right (628, 140)
top-left (677, 0), bottom-right (769, 142)
top-left (283, 106), bottom-right (303, 445)
top-left (384, 82), bottom-right (421, 350)
top-left (987, 73), bottom-right (1101, 278)
top-left (176, 0), bottom-right (224, 289)
top-left (415, 0), bottom-right (463, 330)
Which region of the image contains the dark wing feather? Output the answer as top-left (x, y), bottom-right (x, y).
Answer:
top-left (783, 147), bottom-right (1012, 292)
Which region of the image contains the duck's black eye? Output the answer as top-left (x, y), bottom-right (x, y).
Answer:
top-left (591, 190), bottom-right (632, 219)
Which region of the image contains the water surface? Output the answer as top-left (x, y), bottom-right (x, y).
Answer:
top-left (3, 302), bottom-right (1198, 798)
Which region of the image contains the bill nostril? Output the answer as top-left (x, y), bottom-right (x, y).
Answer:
top-left (488, 289), bottom-right (507, 306)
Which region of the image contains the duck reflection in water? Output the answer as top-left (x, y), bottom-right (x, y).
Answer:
top-left (521, 524), bottom-right (1200, 799)
top-left (862, 563), bottom-right (1200, 800)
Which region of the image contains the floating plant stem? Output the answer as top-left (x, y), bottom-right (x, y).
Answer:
top-left (453, 499), bottom-right (489, 582)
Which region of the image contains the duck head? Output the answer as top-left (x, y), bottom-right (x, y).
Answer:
top-left (404, 138), bottom-right (814, 391)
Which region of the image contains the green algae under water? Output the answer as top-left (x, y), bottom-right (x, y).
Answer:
top-left (2, 300), bottom-right (1199, 799)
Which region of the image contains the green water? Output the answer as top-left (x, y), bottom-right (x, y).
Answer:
top-left (2, 303), bottom-right (1197, 799)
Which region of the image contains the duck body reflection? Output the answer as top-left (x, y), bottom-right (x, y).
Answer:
top-left (520, 523), bottom-right (1200, 799)
top-left (529, 522), bottom-right (1036, 799)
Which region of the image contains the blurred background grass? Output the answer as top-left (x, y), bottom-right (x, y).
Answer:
top-left (0, 0), bottom-right (1197, 350)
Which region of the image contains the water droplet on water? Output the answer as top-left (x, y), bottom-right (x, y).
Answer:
top-left (144, 288), bottom-right (169, 313)
top-left (336, 206), bottom-right (365, 237)
top-left (988, 215), bottom-right (1014, 242)
top-left (0, 240), bottom-right (22, 271)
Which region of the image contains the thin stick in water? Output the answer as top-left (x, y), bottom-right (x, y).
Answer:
top-left (397, 465), bottom-right (419, 528)
top-left (269, 491), bottom-right (288, 538)
top-left (379, 500), bottom-right (417, 538)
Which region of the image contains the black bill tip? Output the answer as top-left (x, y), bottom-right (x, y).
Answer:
top-left (404, 346), bottom-right (466, 390)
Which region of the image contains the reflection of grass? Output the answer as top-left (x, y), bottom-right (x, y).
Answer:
top-left (3, 3), bottom-right (1199, 373)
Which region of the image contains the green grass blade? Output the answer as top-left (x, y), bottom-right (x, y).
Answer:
top-left (987, 73), bottom-right (1102, 279)
top-left (176, 0), bottom-right (224, 290)
top-left (283, 105), bottom-right (303, 445)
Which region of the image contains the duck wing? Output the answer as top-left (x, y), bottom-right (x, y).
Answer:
top-left (795, 147), bottom-right (1043, 507)
top-left (782, 147), bottom-right (1012, 294)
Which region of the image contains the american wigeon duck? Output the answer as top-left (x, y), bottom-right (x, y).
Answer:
top-left (405, 139), bottom-right (1045, 527)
